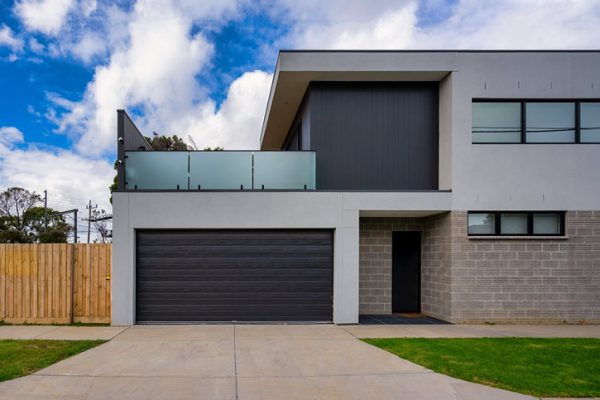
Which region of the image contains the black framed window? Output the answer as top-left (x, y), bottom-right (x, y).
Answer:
top-left (472, 99), bottom-right (600, 144)
top-left (472, 102), bottom-right (521, 143)
top-left (580, 102), bottom-right (600, 143)
top-left (467, 211), bottom-right (565, 236)
top-left (526, 102), bottom-right (575, 143)
top-left (467, 212), bottom-right (496, 235)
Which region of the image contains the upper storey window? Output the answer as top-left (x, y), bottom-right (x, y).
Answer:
top-left (472, 100), bottom-right (600, 144)
top-left (581, 102), bottom-right (600, 143)
top-left (472, 102), bottom-right (521, 143)
top-left (526, 102), bottom-right (575, 143)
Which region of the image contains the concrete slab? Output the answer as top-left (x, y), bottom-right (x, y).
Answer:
top-left (0, 375), bottom-right (236, 400)
top-left (343, 324), bottom-right (506, 338)
top-left (114, 325), bottom-right (234, 342)
top-left (0, 325), bottom-right (59, 339)
top-left (235, 324), bottom-right (354, 341)
top-left (238, 372), bottom-right (535, 400)
top-left (38, 339), bottom-right (235, 378)
top-left (236, 337), bottom-right (426, 377)
top-left (34, 326), bottom-right (127, 341)
top-left (343, 324), bottom-right (600, 339)
top-left (1, 324), bottom-right (586, 399)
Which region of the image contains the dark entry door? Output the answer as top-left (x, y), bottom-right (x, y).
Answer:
top-left (392, 231), bottom-right (421, 313)
top-left (135, 229), bottom-right (333, 323)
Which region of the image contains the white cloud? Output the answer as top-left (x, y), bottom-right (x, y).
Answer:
top-left (282, 0), bottom-right (600, 50)
top-left (28, 37), bottom-right (44, 53)
top-left (0, 132), bottom-right (114, 216)
top-left (15, 0), bottom-right (75, 36)
top-left (0, 127), bottom-right (25, 145)
top-left (0, 24), bottom-right (24, 53)
top-left (49, 0), bottom-right (246, 155)
top-left (179, 70), bottom-right (273, 150)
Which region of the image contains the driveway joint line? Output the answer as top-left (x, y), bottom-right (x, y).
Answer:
top-left (234, 323), bottom-right (239, 400)
top-left (33, 373), bottom-right (236, 379)
top-left (31, 326), bottom-right (61, 339)
top-left (109, 326), bottom-right (131, 340)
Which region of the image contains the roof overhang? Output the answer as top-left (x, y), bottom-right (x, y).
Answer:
top-left (260, 51), bottom-right (458, 150)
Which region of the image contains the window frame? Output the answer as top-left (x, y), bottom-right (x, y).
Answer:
top-left (472, 99), bottom-right (600, 144)
top-left (467, 211), bottom-right (565, 236)
top-left (579, 101), bottom-right (600, 144)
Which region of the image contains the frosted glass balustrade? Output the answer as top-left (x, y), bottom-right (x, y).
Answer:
top-left (254, 152), bottom-right (316, 190)
top-left (125, 151), bottom-right (188, 190)
top-left (190, 152), bottom-right (252, 190)
top-left (125, 151), bottom-right (316, 190)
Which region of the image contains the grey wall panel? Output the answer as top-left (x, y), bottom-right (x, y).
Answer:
top-left (308, 82), bottom-right (439, 190)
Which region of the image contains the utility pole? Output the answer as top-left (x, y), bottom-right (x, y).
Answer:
top-left (86, 201), bottom-right (98, 243)
top-left (43, 190), bottom-right (48, 231)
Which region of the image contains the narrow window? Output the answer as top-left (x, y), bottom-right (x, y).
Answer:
top-left (468, 212), bottom-right (496, 235)
top-left (526, 102), bottom-right (575, 143)
top-left (472, 102), bottom-right (521, 143)
top-left (500, 213), bottom-right (528, 235)
top-left (580, 102), bottom-right (600, 143)
top-left (533, 213), bottom-right (563, 235)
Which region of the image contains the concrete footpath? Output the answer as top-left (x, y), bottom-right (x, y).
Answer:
top-left (0, 324), bottom-right (598, 400)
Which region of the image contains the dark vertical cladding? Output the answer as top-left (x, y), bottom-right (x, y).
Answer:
top-left (116, 109), bottom-right (153, 191)
top-left (309, 82), bottom-right (439, 190)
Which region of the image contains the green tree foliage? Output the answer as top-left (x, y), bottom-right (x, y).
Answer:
top-left (145, 133), bottom-right (190, 151)
top-left (0, 188), bottom-right (70, 243)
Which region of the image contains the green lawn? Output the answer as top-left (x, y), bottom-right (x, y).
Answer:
top-left (0, 340), bottom-right (106, 382)
top-left (363, 337), bottom-right (600, 398)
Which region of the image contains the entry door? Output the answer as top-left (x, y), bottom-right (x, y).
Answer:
top-left (392, 231), bottom-right (421, 313)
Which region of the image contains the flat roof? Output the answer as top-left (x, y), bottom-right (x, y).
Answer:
top-left (259, 50), bottom-right (600, 150)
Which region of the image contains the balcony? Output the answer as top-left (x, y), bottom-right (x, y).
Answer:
top-left (124, 151), bottom-right (316, 191)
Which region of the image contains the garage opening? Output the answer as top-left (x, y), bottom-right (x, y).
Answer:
top-left (135, 229), bottom-right (333, 323)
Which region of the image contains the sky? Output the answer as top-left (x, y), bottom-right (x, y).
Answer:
top-left (0, 0), bottom-right (599, 239)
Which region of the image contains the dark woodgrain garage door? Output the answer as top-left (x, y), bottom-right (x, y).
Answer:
top-left (135, 230), bottom-right (333, 323)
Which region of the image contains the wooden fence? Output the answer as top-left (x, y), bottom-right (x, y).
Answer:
top-left (0, 244), bottom-right (111, 324)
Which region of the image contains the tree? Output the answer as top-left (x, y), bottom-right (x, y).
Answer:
top-left (0, 187), bottom-right (41, 233)
top-left (145, 133), bottom-right (190, 151)
top-left (90, 209), bottom-right (112, 243)
top-left (0, 188), bottom-right (70, 243)
top-left (25, 206), bottom-right (70, 243)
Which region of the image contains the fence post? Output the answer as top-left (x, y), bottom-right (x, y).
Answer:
top-left (68, 244), bottom-right (75, 323)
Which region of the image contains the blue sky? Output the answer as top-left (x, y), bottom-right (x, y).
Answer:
top-left (0, 0), bottom-right (599, 224)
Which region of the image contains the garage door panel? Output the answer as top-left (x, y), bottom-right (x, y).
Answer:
top-left (136, 258), bottom-right (332, 269)
top-left (137, 280), bottom-right (334, 293)
top-left (136, 229), bottom-right (333, 323)
top-left (136, 269), bottom-right (332, 279)
top-left (137, 231), bottom-right (331, 245)
top-left (136, 246), bottom-right (332, 258)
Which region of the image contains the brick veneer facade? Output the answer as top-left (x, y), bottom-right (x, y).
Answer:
top-left (359, 211), bottom-right (600, 323)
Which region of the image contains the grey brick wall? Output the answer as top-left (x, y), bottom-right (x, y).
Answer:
top-left (359, 211), bottom-right (600, 323)
top-left (359, 215), bottom-right (453, 317)
top-left (359, 217), bottom-right (424, 314)
top-left (451, 211), bottom-right (600, 323)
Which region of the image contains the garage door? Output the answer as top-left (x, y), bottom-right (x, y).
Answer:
top-left (136, 230), bottom-right (333, 323)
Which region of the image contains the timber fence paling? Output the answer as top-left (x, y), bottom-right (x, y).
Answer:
top-left (0, 243), bottom-right (111, 324)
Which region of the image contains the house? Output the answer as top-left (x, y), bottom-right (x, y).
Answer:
top-left (112, 50), bottom-right (600, 325)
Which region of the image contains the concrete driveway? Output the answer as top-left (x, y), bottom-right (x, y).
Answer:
top-left (0, 324), bottom-right (540, 400)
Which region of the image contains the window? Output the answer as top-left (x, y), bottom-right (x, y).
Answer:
top-left (472, 102), bottom-right (521, 143)
top-left (580, 102), bottom-right (600, 143)
top-left (468, 211), bottom-right (565, 236)
top-left (472, 99), bottom-right (600, 144)
top-left (526, 102), bottom-right (575, 143)
top-left (500, 213), bottom-right (528, 235)
top-left (467, 213), bottom-right (496, 235)
top-left (533, 213), bottom-right (563, 235)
